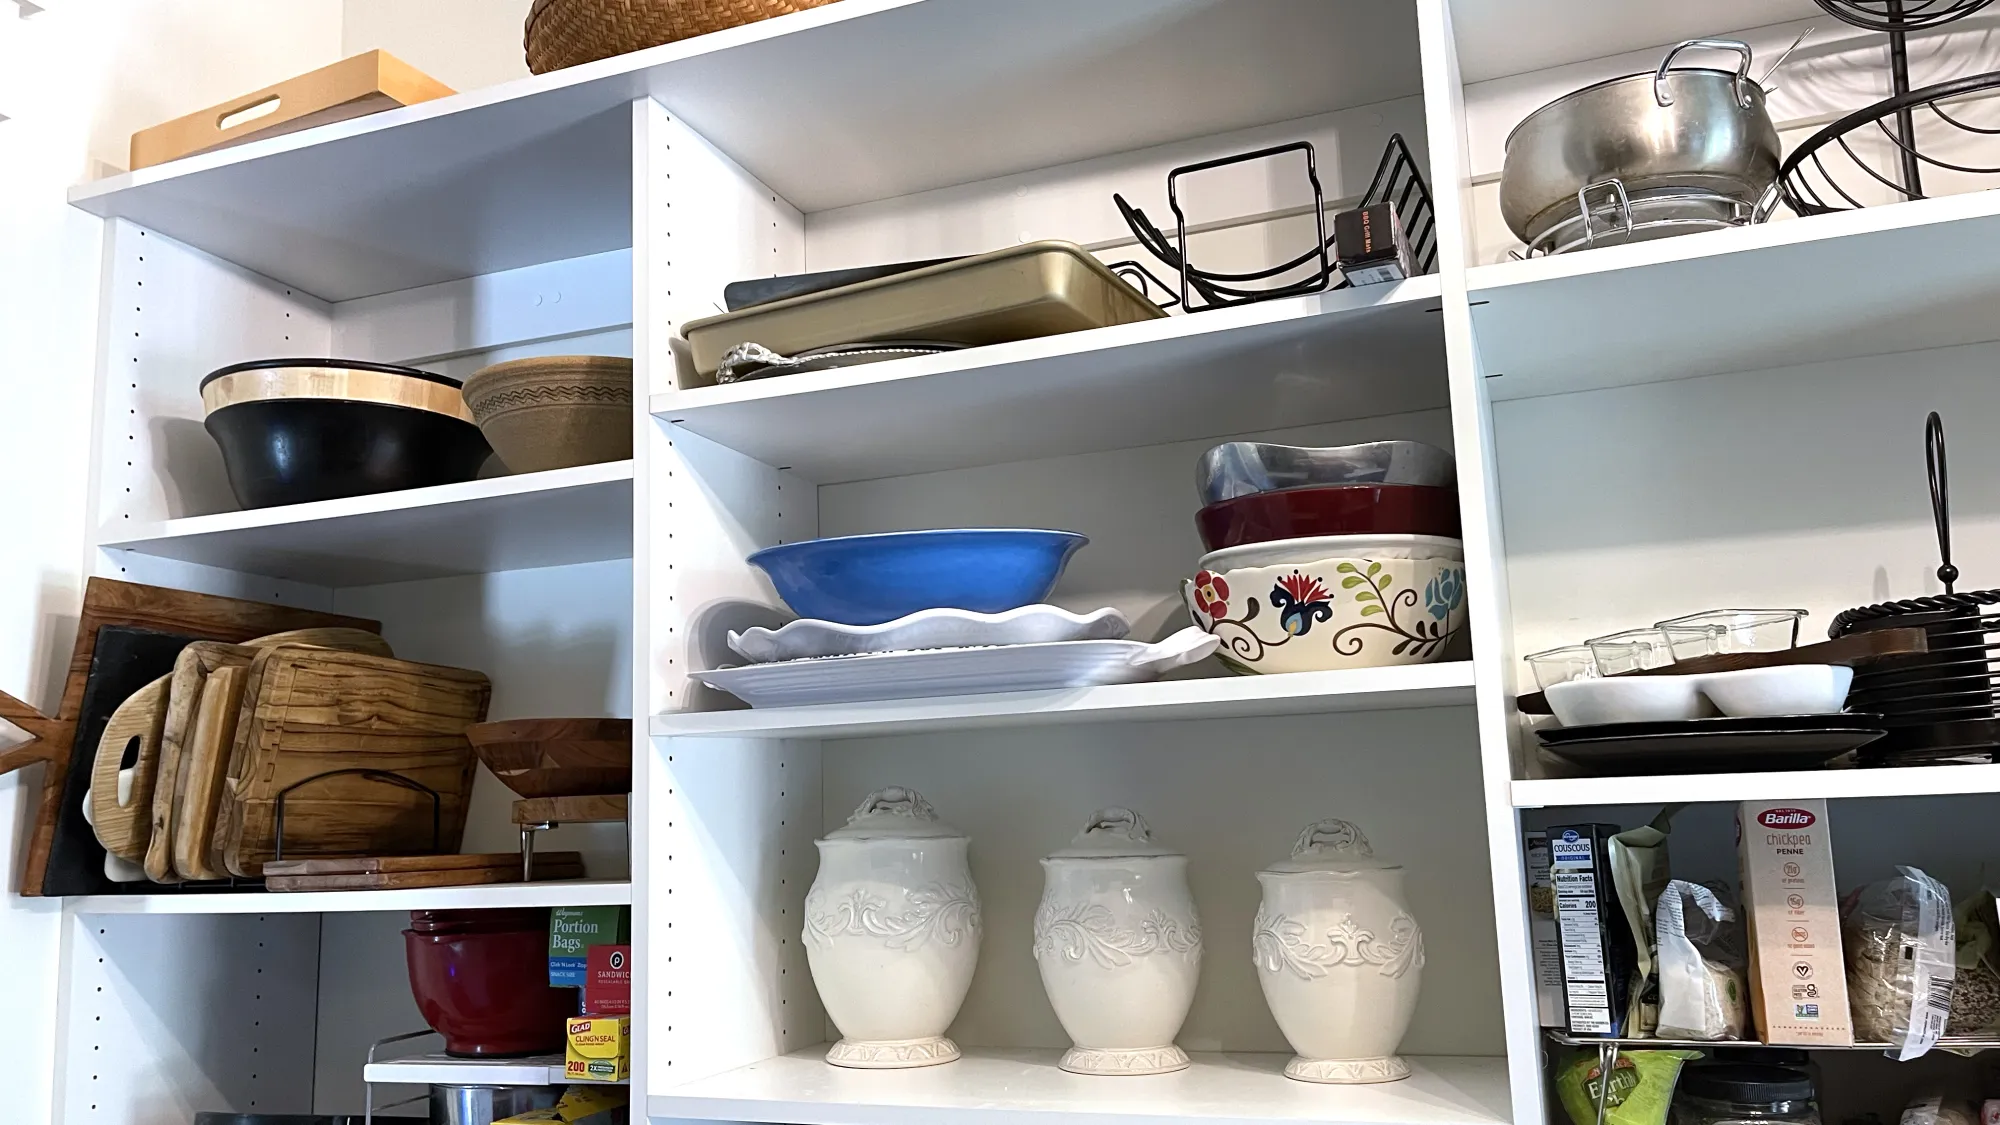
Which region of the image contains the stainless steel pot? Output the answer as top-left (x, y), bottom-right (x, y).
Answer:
top-left (1500, 39), bottom-right (1781, 250)
top-left (427, 1085), bottom-right (561, 1125)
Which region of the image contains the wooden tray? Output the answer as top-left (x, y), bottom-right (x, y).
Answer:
top-left (0, 578), bottom-right (379, 896)
top-left (218, 646), bottom-right (490, 877)
top-left (129, 50), bottom-right (454, 171)
top-left (262, 851), bottom-right (584, 892)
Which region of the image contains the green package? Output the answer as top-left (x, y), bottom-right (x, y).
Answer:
top-left (549, 906), bottom-right (630, 988)
top-left (1556, 1049), bottom-right (1699, 1125)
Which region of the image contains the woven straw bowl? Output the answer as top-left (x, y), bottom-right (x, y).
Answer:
top-left (526, 0), bottom-right (842, 73)
top-left (461, 355), bottom-right (633, 474)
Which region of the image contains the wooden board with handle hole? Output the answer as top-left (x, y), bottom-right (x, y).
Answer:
top-left (0, 577), bottom-right (379, 896)
top-left (1514, 628), bottom-right (1930, 715)
top-left (87, 674), bottom-right (171, 862)
top-left (149, 629), bottom-right (394, 884)
top-left (219, 646), bottom-right (489, 877)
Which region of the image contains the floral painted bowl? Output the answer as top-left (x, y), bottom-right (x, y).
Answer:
top-left (1183, 555), bottom-right (1467, 675)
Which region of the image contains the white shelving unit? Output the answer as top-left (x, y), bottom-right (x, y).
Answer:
top-left (650, 663), bottom-right (1476, 740)
top-left (64, 879), bottom-right (633, 916)
top-left (648, 1048), bottom-right (1511, 1125)
top-left (34, 2), bottom-right (2000, 1124)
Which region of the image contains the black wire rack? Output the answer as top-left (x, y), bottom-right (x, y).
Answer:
top-left (1781, 0), bottom-right (2000, 213)
top-left (1108, 133), bottom-right (1437, 314)
top-left (1831, 412), bottom-right (2000, 763)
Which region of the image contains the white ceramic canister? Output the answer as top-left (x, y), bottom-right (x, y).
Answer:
top-left (1032, 808), bottom-right (1203, 1075)
top-left (1252, 819), bottom-right (1424, 1084)
top-left (803, 786), bottom-right (982, 1068)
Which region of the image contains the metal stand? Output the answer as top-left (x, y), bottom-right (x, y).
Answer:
top-left (1782, 0), bottom-right (2000, 212)
top-left (364, 1030), bottom-right (441, 1125)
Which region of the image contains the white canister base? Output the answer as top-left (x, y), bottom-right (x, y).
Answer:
top-left (1059, 1044), bottom-right (1191, 1075)
top-left (825, 1036), bottom-right (961, 1069)
top-left (1284, 1055), bottom-right (1410, 1084)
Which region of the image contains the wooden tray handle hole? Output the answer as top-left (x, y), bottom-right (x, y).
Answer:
top-left (218, 95), bottom-right (281, 132)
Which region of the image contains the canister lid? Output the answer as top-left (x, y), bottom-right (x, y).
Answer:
top-left (1261, 818), bottom-right (1399, 874)
top-left (1045, 808), bottom-right (1182, 859)
top-left (1677, 1064), bottom-right (1815, 1105)
top-left (821, 786), bottom-right (966, 841)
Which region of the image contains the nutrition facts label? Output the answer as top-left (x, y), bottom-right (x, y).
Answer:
top-left (1550, 828), bottom-right (1618, 1036)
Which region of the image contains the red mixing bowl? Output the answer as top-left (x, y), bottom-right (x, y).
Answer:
top-left (404, 908), bottom-right (575, 1057)
top-left (1195, 483), bottom-right (1461, 551)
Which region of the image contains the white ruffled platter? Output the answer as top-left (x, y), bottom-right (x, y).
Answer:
top-left (727, 604), bottom-right (1130, 663)
top-left (693, 628), bottom-right (1219, 708)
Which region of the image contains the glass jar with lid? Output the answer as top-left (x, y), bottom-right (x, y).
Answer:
top-left (1672, 1063), bottom-right (1819, 1125)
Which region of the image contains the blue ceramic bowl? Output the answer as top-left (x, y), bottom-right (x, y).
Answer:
top-left (748, 529), bottom-right (1089, 626)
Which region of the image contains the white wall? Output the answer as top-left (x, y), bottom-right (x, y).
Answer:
top-left (0, 4), bottom-right (341, 1120)
top-left (342, 0), bottom-right (533, 93)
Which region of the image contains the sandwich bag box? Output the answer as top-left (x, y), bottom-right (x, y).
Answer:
top-left (584, 944), bottom-right (632, 1016)
top-left (566, 1014), bottom-right (631, 1082)
top-left (1737, 799), bottom-right (1853, 1045)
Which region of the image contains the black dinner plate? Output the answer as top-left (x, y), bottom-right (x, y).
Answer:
top-left (1538, 714), bottom-right (1887, 774)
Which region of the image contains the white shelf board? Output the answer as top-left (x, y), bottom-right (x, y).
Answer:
top-left (1512, 763), bottom-right (2000, 807)
top-left (69, 0), bottom-right (1419, 301)
top-left (364, 1052), bottom-right (626, 1087)
top-left (648, 1047), bottom-right (1510, 1125)
top-left (1470, 191), bottom-right (2000, 401)
top-left (63, 878), bottom-right (631, 916)
top-left (1448, 0), bottom-right (1816, 83)
top-left (99, 460), bottom-right (633, 587)
top-left (653, 279), bottom-right (1448, 483)
top-left (654, 661), bottom-right (1474, 741)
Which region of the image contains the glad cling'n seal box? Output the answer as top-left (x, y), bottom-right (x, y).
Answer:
top-left (566, 1015), bottom-right (630, 1082)
top-left (1738, 800), bottom-right (1853, 1046)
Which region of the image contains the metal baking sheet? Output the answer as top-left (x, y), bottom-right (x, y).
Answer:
top-left (682, 241), bottom-right (1167, 380)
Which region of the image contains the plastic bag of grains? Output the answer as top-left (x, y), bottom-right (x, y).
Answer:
top-left (1843, 866), bottom-right (1955, 1060)
top-left (1654, 879), bottom-right (1748, 1040)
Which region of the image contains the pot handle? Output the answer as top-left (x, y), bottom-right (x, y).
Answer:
top-left (1575, 179), bottom-right (1633, 248)
top-left (1655, 39), bottom-right (1754, 109)
top-left (1293, 818), bottom-right (1376, 859)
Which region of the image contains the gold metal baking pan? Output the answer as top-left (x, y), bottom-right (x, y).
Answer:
top-left (681, 241), bottom-right (1167, 381)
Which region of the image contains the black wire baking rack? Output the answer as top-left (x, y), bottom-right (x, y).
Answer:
top-left (1109, 133), bottom-right (1437, 313)
top-left (1781, 0), bottom-right (2000, 213)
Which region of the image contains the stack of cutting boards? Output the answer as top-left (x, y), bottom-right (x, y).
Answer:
top-left (88, 628), bottom-right (495, 883)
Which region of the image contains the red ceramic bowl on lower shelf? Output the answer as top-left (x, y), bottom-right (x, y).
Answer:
top-left (1195, 483), bottom-right (1461, 551)
top-left (405, 908), bottom-right (575, 1057)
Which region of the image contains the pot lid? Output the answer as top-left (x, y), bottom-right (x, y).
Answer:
top-left (1261, 819), bottom-right (1399, 874)
top-left (1045, 807), bottom-right (1181, 859)
top-left (821, 786), bottom-right (965, 841)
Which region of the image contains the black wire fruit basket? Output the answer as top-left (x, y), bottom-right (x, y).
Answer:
top-left (1781, 0), bottom-right (2000, 214)
top-left (1832, 412), bottom-right (2000, 764)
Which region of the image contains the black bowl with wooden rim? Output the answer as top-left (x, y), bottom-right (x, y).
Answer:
top-left (201, 359), bottom-right (493, 509)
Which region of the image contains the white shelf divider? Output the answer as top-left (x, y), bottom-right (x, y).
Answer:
top-left (654, 662), bottom-right (1475, 741)
top-left (63, 878), bottom-right (632, 916)
top-left (1512, 763), bottom-right (2000, 807)
top-left (652, 279), bottom-right (1448, 483)
top-left (647, 1048), bottom-right (1511, 1125)
top-left (99, 460), bottom-right (634, 587)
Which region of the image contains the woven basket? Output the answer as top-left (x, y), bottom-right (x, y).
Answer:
top-left (525, 0), bottom-right (842, 73)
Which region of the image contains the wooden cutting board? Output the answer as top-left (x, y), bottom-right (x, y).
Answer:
top-left (176, 665), bottom-right (246, 881)
top-left (263, 852), bottom-right (584, 892)
top-left (87, 674), bottom-right (172, 862)
top-left (0, 578), bottom-right (378, 896)
top-left (151, 629), bottom-right (397, 883)
top-left (219, 646), bottom-right (490, 877)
